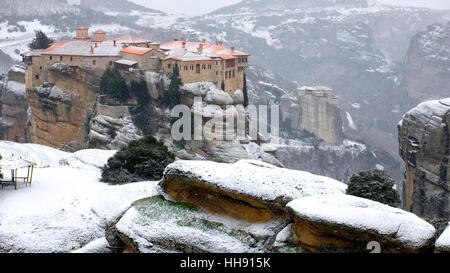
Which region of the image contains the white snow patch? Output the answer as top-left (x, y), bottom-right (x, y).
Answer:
top-left (436, 224), bottom-right (450, 251)
top-left (346, 112), bottom-right (357, 130)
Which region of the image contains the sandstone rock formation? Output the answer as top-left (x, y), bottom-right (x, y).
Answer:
top-left (287, 194), bottom-right (436, 253)
top-left (398, 98), bottom-right (450, 219)
top-left (160, 160), bottom-right (347, 223)
top-left (0, 65), bottom-right (29, 143)
top-left (115, 195), bottom-right (264, 253)
top-left (280, 86), bottom-right (344, 145)
top-left (26, 65), bottom-right (99, 148)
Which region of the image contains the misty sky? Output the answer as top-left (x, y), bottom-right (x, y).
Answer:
top-left (129, 0), bottom-right (450, 15)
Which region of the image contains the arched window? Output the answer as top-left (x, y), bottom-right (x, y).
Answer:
top-left (93, 60), bottom-right (96, 65)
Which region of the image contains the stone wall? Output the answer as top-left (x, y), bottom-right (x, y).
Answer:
top-left (398, 98), bottom-right (450, 219)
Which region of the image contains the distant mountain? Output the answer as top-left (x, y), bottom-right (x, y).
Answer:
top-left (80, 0), bottom-right (164, 14)
top-left (406, 22), bottom-right (450, 101)
top-left (0, 0), bottom-right (78, 17)
top-left (211, 0), bottom-right (368, 14)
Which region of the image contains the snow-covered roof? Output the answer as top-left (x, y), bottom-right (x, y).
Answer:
top-left (0, 154), bottom-right (36, 170)
top-left (114, 59), bottom-right (137, 66)
top-left (42, 40), bottom-right (122, 57)
top-left (161, 40), bottom-right (250, 61)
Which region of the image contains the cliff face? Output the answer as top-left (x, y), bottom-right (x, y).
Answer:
top-left (398, 98), bottom-right (450, 219)
top-left (0, 65), bottom-right (29, 143)
top-left (26, 64), bottom-right (99, 149)
top-left (280, 88), bottom-right (344, 145)
top-left (406, 23), bottom-right (450, 102)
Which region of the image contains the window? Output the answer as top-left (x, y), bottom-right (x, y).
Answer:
top-left (92, 60), bottom-right (96, 65)
top-left (49, 56), bottom-right (53, 60)
top-left (168, 63), bottom-right (171, 69)
top-left (35, 74), bottom-right (39, 80)
top-left (225, 71), bottom-right (228, 79)
top-left (196, 64), bottom-right (200, 73)
top-left (39, 66), bottom-right (42, 70)
top-left (71, 57), bottom-right (73, 62)
top-left (233, 70), bottom-right (235, 78)
top-left (109, 61), bottom-right (112, 66)
top-left (60, 56), bottom-right (63, 61)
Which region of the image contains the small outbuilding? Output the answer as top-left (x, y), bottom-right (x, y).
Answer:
top-left (0, 154), bottom-right (36, 190)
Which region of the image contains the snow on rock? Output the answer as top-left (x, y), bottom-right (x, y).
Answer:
top-left (435, 224), bottom-right (450, 253)
top-left (71, 237), bottom-right (112, 253)
top-left (0, 141), bottom-right (115, 168)
top-left (91, 182), bottom-right (161, 228)
top-left (346, 112), bottom-right (357, 130)
top-left (287, 194), bottom-right (436, 252)
top-left (181, 81), bottom-right (234, 105)
top-left (161, 159), bottom-right (346, 222)
top-left (115, 196), bottom-right (259, 253)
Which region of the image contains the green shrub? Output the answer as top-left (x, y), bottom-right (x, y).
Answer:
top-left (101, 136), bottom-right (175, 184)
top-left (100, 68), bottom-right (130, 102)
top-left (346, 170), bottom-right (400, 207)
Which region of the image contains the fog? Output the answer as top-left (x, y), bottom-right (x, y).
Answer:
top-left (130, 0), bottom-right (450, 15)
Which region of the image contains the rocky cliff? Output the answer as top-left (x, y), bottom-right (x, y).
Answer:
top-left (398, 98), bottom-right (450, 219)
top-left (0, 65), bottom-right (29, 143)
top-left (405, 22), bottom-right (450, 102)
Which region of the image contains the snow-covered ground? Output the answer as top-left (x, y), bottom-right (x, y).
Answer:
top-left (0, 141), bottom-right (159, 253)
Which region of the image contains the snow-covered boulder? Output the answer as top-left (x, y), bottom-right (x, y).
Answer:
top-left (435, 224), bottom-right (450, 253)
top-left (160, 160), bottom-right (346, 222)
top-left (232, 89), bottom-right (244, 105)
top-left (115, 195), bottom-right (263, 253)
top-left (286, 194), bottom-right (436, 253)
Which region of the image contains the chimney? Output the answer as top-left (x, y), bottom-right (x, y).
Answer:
top-left (202, 38), bottom-right (206, 44)
top-left (90, 46), bottom-right (94, 54)
top-left (230, 46), bottom-right (235, 54)
top-left (182, 41), bottom-right (186, 48)
top-left (219, 41), bottom-right (223, 46)
top-left (95, 42), bottom-right (98, 48)
top-left (113, 40), bottom-right (116, 46)
top-left (181, 37), bottom-right (185, 42)
top-left (198, 43), bottom-right (203, 54)
top-left (216, 41), bottom-right (219, 46)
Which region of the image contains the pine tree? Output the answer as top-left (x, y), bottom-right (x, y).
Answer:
top-left (100, 68), bottom-right (129, 102)
top-left (243, 73), bottom-right (249, 107)
top-left (346, 170), bottom-right (400, 207)
top-left (166, 63), bottom-right (182, 108)
top-left (221, 81), bottom-right (225, 91)
top-left (28, 30), bottom-right (55, 50)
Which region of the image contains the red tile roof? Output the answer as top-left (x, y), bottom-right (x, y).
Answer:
top-left (160, 41), bottom-right (250, 61)
top-left (110, 35), bottom-right (151, 44)
top-left (120, 46), bottom-right (152, 55)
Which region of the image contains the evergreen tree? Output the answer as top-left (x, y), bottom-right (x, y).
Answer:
top-left (101, 136), bottom-right (175, 184)
top-left (100, 68), bottom-right (129, 102)
top-left (346, 170), bottom-right (400, 207)
top-left (243, 73), bottom-right (249, 107)
top-left (28, 30), bottom-right (55, 50)
top-left (165, 63), bottom-right (182, 108)
top-left (221, 81), bottom-right (225, 91)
